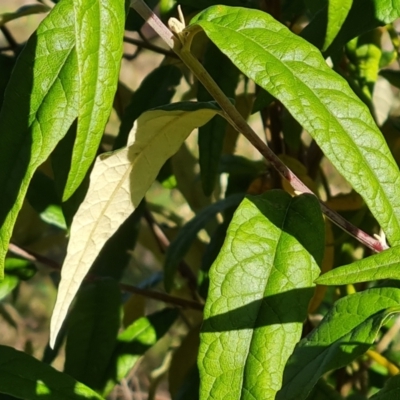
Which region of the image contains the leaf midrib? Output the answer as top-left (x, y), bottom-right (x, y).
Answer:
top-left (198, 17), bottom-right (400, 237)
top-left (239, 200), bottom-right (292, 398)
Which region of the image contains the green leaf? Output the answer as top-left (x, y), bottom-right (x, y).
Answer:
top-left (379, 69), bottom-right (400, 89)
top-left (4, 258), bottom-right (36, 280)
top-left (114, 64), bottom-right (182, 150)
top-left (102, 308), bottom-right (178, 396)
top-left (316, 245), bottom-right (400, 285)
top-left (277, 287), bottom-right (400, 400)
top-left (197, 42), bottom-right (239, 196)
top-left (64, 280), bottom-right (121, 392)
top-left (302, 0), bottom-right (400, 55)
top-left (0, 275), bottom-right (18, 301)
top-left (0, 345), bottom-right (104, 399)
top-left (0, 4), bottom-right (50, 26)
top-left (178, 0), bottom-right (259, 10)
top-left (323, 0), bottom-right (353, 51)
top-left (90, 202), bottom-right (145, 280)
top-left (164, 193), bottom-right (245, 291)
top-left (199, 191), bottom-right (324, 400)
top-left (0, 0), bottom-right (79, 277)
top-left (370, 375), bottom-right (400, 399)
top-left (0, 54), bottom-right (15, 110)
top-left (189, 6), bottom-right (400, 247)
top-left (63, 0), bottom-right (125, 200)
top-left (50, 102), bottom-right (220, 347)
top-left (27, 171), bottom-right (66, 230)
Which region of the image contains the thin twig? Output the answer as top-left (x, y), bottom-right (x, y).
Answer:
top-left (124, 36), bottom-right (177, 57)
top-left (7, 243), bottom-right (203, 311)
top-left (0, 26), bottom-right (18, 51)
top-left (130, 0), bottom-right (387, 253)
top-left (143, 208), bottom-right (201, 300)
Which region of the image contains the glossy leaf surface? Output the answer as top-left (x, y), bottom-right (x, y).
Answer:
top-left (302, 0), bottom-right (400, 55)
top-left (277, 287), bottom-right (400, 399)
top-left (323, 0), bottom-right (352, 51)
top-left (199, 191), bottom-right (324, 400)
top-left (189, 6), bottom-right (400, 247)
top-left (0, 0), bottom-right (78, 276)
top-left (316, 245), bottom-right (400, 285)
top-left (63, 0), bottom-right (125, 199)
top-left (197, 42), bottom-right (239, 195)
top-left (0, 345), bottom-right (104, 399)
top-left (50, 102), bottom-right (219, 347)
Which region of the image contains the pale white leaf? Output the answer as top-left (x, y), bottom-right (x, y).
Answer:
top-left (50, 104), bottom-right (219, 347)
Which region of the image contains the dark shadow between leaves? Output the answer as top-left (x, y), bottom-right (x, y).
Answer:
top-left (301, 0), bottom-right (385, 57)
top-left (0, 36), bottom-right (34, 234)
top-left (202, 288), bottom-right (314, 332)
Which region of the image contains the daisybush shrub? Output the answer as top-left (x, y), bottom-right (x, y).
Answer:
top-left (1, 0), bottom-right (400, 398)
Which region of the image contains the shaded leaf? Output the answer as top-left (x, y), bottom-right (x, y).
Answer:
top-left (316, 245), bottom-right (400, 286)
top-left (114, 64), bottom-right (182, 150)
top-left (102, 308), bottom-right (178, 396)
top-left (63, 0), bottom-right (125, 200)
top-left (277, 287), bottom-right (400, 399)
top-left (379, 69), bottom-right (400, 89)
top-left (50, 102), bottom-right (220, 347)
top-left (0, 54), bottom-right (15, 110)
top-left (0, 345), bottom-right (104, 399)
top-left (189, 6), bottom-right (400, 247)
top-left (302, 0), bottom-right (400, 56)
top-left (199, 191), bottom-right (324, 400)
top-left (197, 42), bottom-right (239, 195)
top-left (370, 374), bottom-right (400, 399)
top-left (27, 171), bottom-right (66, 230)
top-left (305, 380), bottom-right (344, 400)
top-left (164, 193), bottom-right (245, 291)
top-left (0, 0), bottom-right (78, 275)
top-left (64, 280), bottom-right (121, 391)
top-left (0, 4), bottom-right (50, 26)
top-left (4, 258), bottom-right (36, 281)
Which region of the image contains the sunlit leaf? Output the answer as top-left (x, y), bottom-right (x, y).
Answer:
top-left (102, 308), bottom-right (178, 395)
top-left (63, 0), bottom-right (125, 200)
top-left (277, 287), bottom-right (400, 399)
top-left (316, 245), bottom-right (400, 285)
top-left (0, 345), bottom-right (104, 399)
top-left (50, 102), bottom-right (220, 347)
top-left (189, 6), bottom-right (400, 247)
top-left (302, 0), bottom-right (400, 55)
top-left (199, 191), bottom-right (324, 400)
top-left (0, 0), bottom-right (78, 277)
top-left (198, 42), bottom-right (239, 195)
top-left (323, 0), bottom-right (352, 51)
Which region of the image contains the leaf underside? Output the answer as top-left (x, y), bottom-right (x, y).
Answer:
top-left (50, 102), bottom-right (220, 347)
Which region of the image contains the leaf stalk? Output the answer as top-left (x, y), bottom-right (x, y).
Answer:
top-left (129, 0), bottom-right (387, 253)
